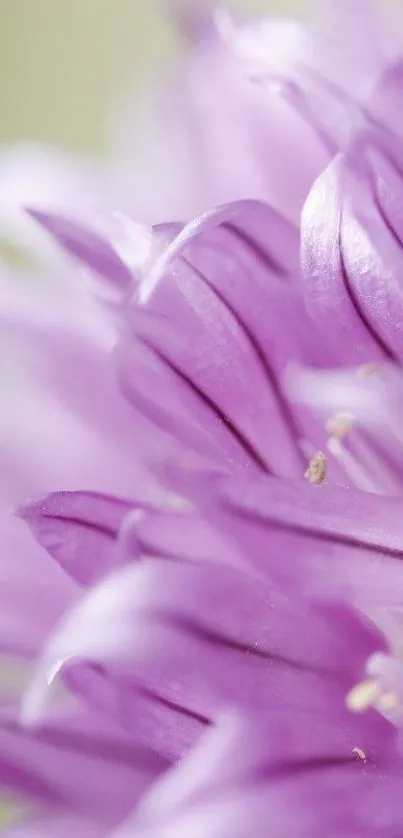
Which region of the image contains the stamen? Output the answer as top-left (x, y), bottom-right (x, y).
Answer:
top-left (347, 678), bottom-right (399, 716)
top-left (352, 746), bottom-right (367, 762)
top-left (346, 678), bottom-right (382, 712)
top-left (377, 690), bottom-right (398, 712)
top-left (327, 436), bottom-right (379, 492)
top-left (326, 412), bottom-right (354, 440)
top-left (304, 451), bottom-right (327, 485)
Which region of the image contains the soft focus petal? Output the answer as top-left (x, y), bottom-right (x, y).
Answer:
top-left (21, 557), bottom-right (386, 755)
top-left (26, 210), bottom-right (133, 290)
top-left (0, 290), bottom-right (157, 506)
top-left (117, 709), bottom-right (403, 838)
top-left (0, 705), bottom-right (168, 829)
top-left (112, 1), bottom-right (395, 223)
top-left (0, 513), bottom-right (75, 657)
top-left (3, 812), bottom-right (105, 837)
top-left (111, 12), bottom-right (330, 223)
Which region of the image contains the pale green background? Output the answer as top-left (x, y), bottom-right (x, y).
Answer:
top-left (0, 0), bottom-right (398, 153)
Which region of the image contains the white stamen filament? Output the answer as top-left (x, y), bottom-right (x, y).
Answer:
top-left (348, 432), bottom-right (403, 496)
top-left (326, 412), bottom-right (354, 440)
top-left (326, 437), bottom-right (379, 493)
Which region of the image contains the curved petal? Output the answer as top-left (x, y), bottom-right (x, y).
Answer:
top-left (302, 130), bottom-right (403, 365)
top-left (301, 156), bottom-right (392, 364)
top-left (122, 201), bottom-right (321, 479)
top-left (18, 492), bottom-right (134, 587)
top-left (22, 557), bottom-right (385, 749)
top-left (341, 133), bottom-right (403, 362)
top-left (116, 709), bottom-right (402, 838)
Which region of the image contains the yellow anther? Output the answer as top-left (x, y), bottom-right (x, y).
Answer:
top-left (346, 678), bottom-right (382, 712)
top-left (304, 451), bottom-right (327, 485)
top-left (326, 412), bottom-right (354, 440)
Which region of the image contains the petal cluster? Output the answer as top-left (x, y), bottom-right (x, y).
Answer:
top-left (3, 2), bottom-right (403, 837)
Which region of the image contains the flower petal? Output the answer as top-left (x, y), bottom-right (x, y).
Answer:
top-left (0, 705), bottom-right (168, 829)
top-left (26, 209), bottom-right (133, 289)
top-left (200, 473), bottom-right (403, 606)
top-left (22, 557), bottom-right (385, 755)
top-left (123, 200), bottom-right (320, 479)
top-left (301, 156), bottom-right (390, 364)
top-left (0, 513), bottom-right (75, 658)
top-left (18, 492), bottom-right (134, 586)
top-left (302, 128), bottom-right (403, 364)
top-left (116, 709), bottom-right (402, 838)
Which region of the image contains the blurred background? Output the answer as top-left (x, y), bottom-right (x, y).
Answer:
top-left (0, 0), bottom-right (400, 154)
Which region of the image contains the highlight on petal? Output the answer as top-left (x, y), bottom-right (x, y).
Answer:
top-left (301, 155), bottom-right (391, 365)
top-left (302, 125), bottom-right (403, 365)
top-left (18, 491), bottom-right (134, 586)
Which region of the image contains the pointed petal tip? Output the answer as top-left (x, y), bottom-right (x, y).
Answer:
top-left (15, 493), bottom-right (49, 523)
top-left (20, 656), bottom-right (65, 729)
top-left (24, 206), bottom-right (133, 289)
top-left (24, 206), bottom-right (49, 223)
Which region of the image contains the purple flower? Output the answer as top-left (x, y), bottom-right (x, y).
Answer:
top-left (20, 540), bottom-right (400, 837)
top-left (0, 705), bottom-right (168, 835)
top-left (113, 0), bottom-right (397, 222)
top-left (116, 706), bottom-right (403, 838)
top-left (3, 2), bottom-right (403, 836)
